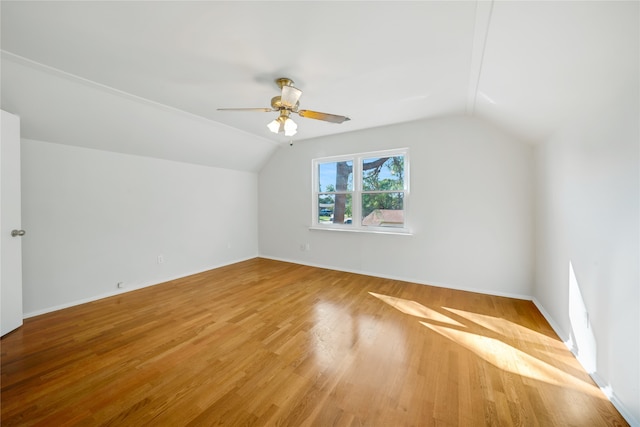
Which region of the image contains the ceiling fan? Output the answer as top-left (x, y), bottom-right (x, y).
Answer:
top-left (217, 78), bottom-right (350, 137)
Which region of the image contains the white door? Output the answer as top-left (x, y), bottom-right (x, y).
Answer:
top-left (1, 110), bottom-right (23, 336)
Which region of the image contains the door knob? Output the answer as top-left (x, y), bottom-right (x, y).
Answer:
top-left (11, 229), bottom-right (25, 237)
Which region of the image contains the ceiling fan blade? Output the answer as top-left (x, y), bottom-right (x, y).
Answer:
top-left (281, 85), bottom-right (302, 108)
top-left (217, 108), bottom-right (273, 112)
top-left (297, 110), bottom-right (351, 124)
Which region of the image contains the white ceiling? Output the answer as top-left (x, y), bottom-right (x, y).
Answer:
top-left (1, 1), bottom-right (638, 171)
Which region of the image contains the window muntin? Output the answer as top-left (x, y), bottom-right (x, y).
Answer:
top-left (312, 149), bottom-right (408, 232)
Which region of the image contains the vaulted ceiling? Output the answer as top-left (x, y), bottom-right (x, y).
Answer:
top-left (1, 1), bottom-right (638, 171)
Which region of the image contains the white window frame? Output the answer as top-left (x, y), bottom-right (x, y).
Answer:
top-left (311, 148), bottom-right (410, 235)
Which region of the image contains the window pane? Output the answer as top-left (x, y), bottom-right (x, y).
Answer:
top-left (361, 193), bottom-right (404, 227)
top-left (318, 161), bottom-right (353, 192)
top-left (317, 194), bottom-right (352, 224)
top-left (362, 156), bottom-right (404, 191)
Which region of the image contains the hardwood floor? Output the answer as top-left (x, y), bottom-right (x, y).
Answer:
top-left (1, 258), bottom-right (628, 426)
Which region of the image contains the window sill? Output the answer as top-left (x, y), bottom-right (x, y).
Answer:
top-left (309, 226), bottom-right (413, 236)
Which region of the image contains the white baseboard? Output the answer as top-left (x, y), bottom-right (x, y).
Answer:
top-left (23, 256), bottom-right (256, 319)
top-left (258, 254), bottom-right (533, 301)
top-left (530, 297), bottom-right (570, 342)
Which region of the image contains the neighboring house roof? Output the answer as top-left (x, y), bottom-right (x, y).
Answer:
top-left (362, 209), bottom-right (404, 226)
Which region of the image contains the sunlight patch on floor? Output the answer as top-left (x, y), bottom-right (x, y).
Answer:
top-left (368, 292), bottom-right (465, 327)
top-left (369, 291), bottom-right (604, 399)
top-left (441, 306), bottom-right (565, 350)
top-left (421, 320), bottom-right (603, 398)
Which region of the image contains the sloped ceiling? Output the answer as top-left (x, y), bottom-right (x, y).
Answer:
top-left (1, 1), bottom-right (638, 171)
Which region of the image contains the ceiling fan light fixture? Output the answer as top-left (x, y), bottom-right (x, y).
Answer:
top-left (284, 117), bottom-right (297, 136)
top-left (267, 118), bottom-right (281, 134)
top-left (267, 115), bottom-right (297, 136)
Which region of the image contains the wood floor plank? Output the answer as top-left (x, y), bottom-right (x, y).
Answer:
top-left (1, 258), bottom-right (629, 426)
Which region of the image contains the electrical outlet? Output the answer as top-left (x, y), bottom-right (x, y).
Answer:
top-left (305, 243), bottom-right (311, 251)
top-left (117, 282), bottom-right (124, 289)
top-left (157, 255), bottom-right (164, 264)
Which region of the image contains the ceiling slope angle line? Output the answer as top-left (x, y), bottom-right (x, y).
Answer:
top-left (466, 0), bottom-right (495, 115)
top-left (218, 77), bottom-right (351, 138)
top-left (0, 51), bottom-right (279, 172)
top-left (0, 50), bottom-right (277, 145)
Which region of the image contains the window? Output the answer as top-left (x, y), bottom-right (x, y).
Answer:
top-left (312, 149), bottom-right (409, 233)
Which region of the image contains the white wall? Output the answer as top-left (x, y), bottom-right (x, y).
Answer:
top-left (259, 116), bottom-right (534, 297)
top-left (534, 87), bottom-right (640, 424)
top-left (21, 139), bottom-right (258, 316)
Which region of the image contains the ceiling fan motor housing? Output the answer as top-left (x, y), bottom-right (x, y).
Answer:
top-left (271, 96), bottom-right (299, 111)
